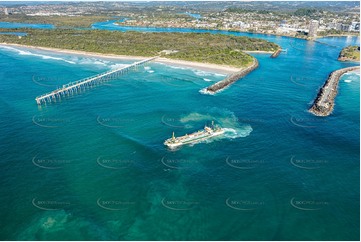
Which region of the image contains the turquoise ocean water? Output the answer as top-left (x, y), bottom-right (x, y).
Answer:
top-left (0, 22), bottom-right (359, 240)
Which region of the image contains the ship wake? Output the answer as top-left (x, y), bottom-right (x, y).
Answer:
top-left (178, 110), bottom-right (253, 141)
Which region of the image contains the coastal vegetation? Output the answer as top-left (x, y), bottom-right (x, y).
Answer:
top-left (318, 29), bottom-right (359, 37)
top-left (338, 45), bottom-right (360, 61)
top-left (0, 29), bottom-right (280, 67)
top-left (293, 8), bottom-right (318, 17)
top-left (226, 8), bottom-right (273, 15)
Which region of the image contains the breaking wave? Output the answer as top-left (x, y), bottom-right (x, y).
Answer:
top-left (0, 45), bottom-right (76, 64)
top-left (342, 72), bottom-right (359, 83)
top-left (144, 66), bottom-right (154, 73)
top-left (109, 63), bottom-right (129, 70)
top-left (73, 57), bottom-right (109, 66)
top-left (193, 70), bottom-right (214, 77)
top-left (0, 46), bottom-right (135, 70)
top-left (193, 70), bottom-right (226, 78)
top-left (199, 88), bottom-right (215, 95)
top-left (162, 64), bottom-right (187, 70)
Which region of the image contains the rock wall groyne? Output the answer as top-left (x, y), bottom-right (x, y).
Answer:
top-left (202, 58), bottom-right (259, 94)
top-left (271, 49), bottom-right (281, 58)
top-left (309, 66), bottom-right (360, 116)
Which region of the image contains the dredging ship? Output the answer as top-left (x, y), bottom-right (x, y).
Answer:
top-left (164, 121), bottom-right (225, 148)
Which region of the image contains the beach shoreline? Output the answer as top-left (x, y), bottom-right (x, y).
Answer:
top-left (243, 50), bottom-right (273, 54)
top-left (0, 42), bottom-right (241, 74)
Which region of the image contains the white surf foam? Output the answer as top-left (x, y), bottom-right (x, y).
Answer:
top-left (343, 71), bottom-right (360, 77)
top-left (344, 79), bottom-right (352, 83)
top-left (70, 57), bottom-right (114, 67)
top-left (167, 65), bottom-right (187, 70)
top-left (179, 111), bottom-right (253, 140)
top-left (194, 70), bottom-right (227, 78)
top-left (203, 78), bottom-right (212, 82)
top-left (0, 45), bottom-right (76, 64)
top-left (19, 51), bottom-right (76, 64)
top-left (109, 63), bottom-right (129, 70)
top-left (158, 62), bottom-right (227, 77)
top-left (193, 70), bottom-right (214, 77)
top-left (0, 46), bottom-right (131, 68)
top-left (199, 88), bottom-right (214, 95)
top-left (223, 126), bottom-right (253, 139)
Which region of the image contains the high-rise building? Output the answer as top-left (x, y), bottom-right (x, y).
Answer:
top-left (4, 8), bottom-right (9, 15)
top-left (350, 22), bottom-right (360, 31)
top-left (335, 23), bottom-right (342, 31)
top-left (308, 20), bottom-right (319, 38)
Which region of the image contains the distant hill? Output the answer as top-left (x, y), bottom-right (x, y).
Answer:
top-left (1, 1), bottom-right (359, 13)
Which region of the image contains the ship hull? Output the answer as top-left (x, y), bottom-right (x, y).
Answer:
top-left (164, 130), bottom-right (225, 148)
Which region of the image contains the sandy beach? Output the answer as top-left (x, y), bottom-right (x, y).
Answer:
top-left (0, 43), bottom-right (241, 74)
top-left (155, 58), bottom-right (241, 74)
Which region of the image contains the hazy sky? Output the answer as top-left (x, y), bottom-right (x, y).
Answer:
top-left (1, 0), bottom-right (357, 2)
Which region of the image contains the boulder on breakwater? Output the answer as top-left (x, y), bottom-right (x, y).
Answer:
top-left (309, 66), bottom-right (360, 116)
top-left (271, 49), bottom-right (281, 58)
top-left (203, 58), bottom-right (259, 94)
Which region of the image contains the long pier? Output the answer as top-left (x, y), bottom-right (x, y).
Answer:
top-left (309, 66), bottom-right (360, 116)
top-left (201, 58), bottom-right (259, 94)
top-left (35, 56), bottom-right (158, 105)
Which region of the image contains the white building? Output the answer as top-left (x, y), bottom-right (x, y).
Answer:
top-left (350, 22), bottom-right (360, 31)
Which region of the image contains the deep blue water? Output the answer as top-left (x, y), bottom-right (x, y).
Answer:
top-left (0, 21), bottom-right (359, 241)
